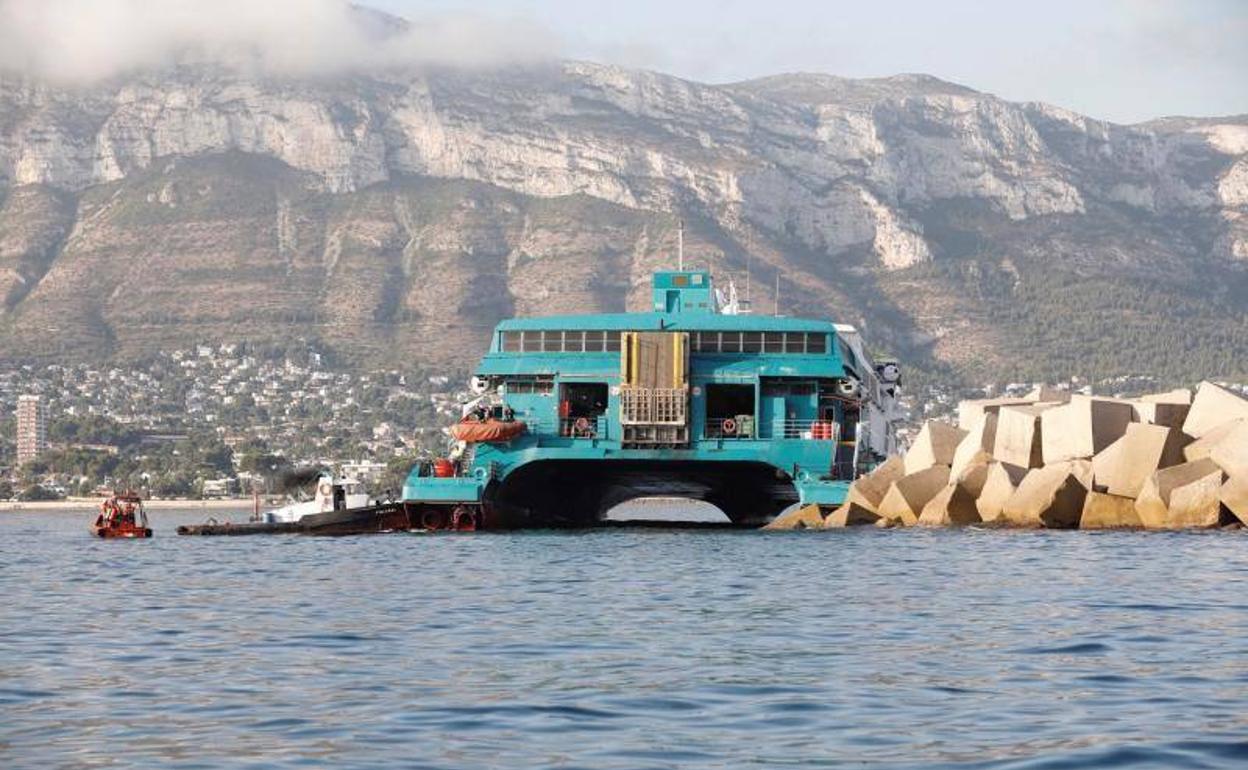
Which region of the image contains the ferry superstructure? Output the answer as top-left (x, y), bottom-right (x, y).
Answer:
top-left (402, 270), bottom-right (904, 528)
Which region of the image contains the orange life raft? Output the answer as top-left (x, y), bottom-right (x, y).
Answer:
top-left (448, 418), bottom-right (527, 443)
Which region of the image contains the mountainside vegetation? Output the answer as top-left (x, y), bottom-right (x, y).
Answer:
top-left (1, 56), bottom-right (1245, 388)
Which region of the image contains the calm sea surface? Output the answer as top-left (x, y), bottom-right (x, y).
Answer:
top-left (2, 509), bottom-right (1247, 769)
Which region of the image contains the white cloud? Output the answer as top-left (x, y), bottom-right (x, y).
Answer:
top-left (0, 0), bottom-right (559, 83)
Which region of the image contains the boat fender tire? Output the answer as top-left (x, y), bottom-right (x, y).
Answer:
top-left (421, 509), bottom-right (449, 531)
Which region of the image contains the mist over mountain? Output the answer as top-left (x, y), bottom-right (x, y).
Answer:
top-left (0, 0), bottom-right (551, 82)
top-left (0, 1), bottom-right (1245, 386)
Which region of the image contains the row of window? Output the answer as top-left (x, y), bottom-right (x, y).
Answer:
top-left (501, 377), bottom-right (555, 395)
top-left (690, 331), bottom-right (827, 355)
top-left (500, 331), bottom-right (625, 353)
top-left (498, 330), bottom-right (829, 355)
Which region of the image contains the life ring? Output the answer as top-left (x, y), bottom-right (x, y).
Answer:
top-left (722, 418), bottom-right (737, 435)
top-left (318, 481), bottom-right (333, 497)
top-left (574, 416), bottom-right (591, 435)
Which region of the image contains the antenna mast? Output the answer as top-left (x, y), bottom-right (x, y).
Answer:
top-left (677, 219), bottom-right (685, 271)
top-left (774, 272), bottom-right (781, 316)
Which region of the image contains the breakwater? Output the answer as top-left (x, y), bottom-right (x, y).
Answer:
top-left (768, 381), bottom-right (1248, 531)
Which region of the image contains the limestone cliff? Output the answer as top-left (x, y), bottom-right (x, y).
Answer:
top-left (1, 62), bottom-right (1245, 381)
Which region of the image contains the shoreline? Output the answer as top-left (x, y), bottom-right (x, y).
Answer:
top-left (0, 498), bottom-right (267, 512)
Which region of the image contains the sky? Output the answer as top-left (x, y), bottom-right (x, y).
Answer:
top-left (372, 0), bottom-right (1247, 124)
top-left (0, 0), bottom-right (1241, 124)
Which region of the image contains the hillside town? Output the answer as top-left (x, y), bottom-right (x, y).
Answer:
top-left (0, 343), bottom-right (467, 501)
top-left (2, 341), bottom-right (1244, 503)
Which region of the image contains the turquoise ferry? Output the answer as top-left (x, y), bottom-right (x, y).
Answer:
top-left (402, 270), bottom-right (904, 529)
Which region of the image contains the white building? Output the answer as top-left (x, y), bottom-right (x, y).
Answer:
top-left (16, 394), bottom-right (48, 466)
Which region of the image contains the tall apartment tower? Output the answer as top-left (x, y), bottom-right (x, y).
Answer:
top-left (16, 395), bottom-right (49, 467)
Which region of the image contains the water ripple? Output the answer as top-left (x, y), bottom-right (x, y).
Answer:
top-left (2, 510), bottom-right (1247, 769)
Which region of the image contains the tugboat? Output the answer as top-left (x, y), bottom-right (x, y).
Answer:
top-left (91, 492), bottom-right (153, 539)
top-left (177, 470), bottom-right (416, 536)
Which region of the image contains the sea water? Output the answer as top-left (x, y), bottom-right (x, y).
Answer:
top-left (2, 510), bottom-right (1246, 769)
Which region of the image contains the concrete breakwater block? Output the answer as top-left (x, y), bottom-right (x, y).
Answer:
top-left (1131, 401), bottom-right (1190, 430)
top-left (976, 462), bottom-right (1027, 523)
top-left (1080, 492), bottom-right (1143, 529)
top-left (956, 460), bottom-right (993, 498)
top-left (950, 413), bottom-right (997, 481)
top-left (1208, 420), bottom-right (1248, 477)
top-left (1135, 458), bottom-right (1226, 529)
top-left (918, 482), bottom-right (982, 526)
top-left (1182, 381), bottom-right (1248, 439)
top-left (958, 398), bottom-right (1035, 431)
top-left (1139, 388), bottom-right (1194, 405)
top-left (904, 421), bottom-right (968, 474)
top-left (1040, 396), bottom-right (1135, 465)
top-left (1183, 418), bottom-right (1247, 463)
top-left (823, 503), bottom-right (881, 528)
top-left (993, 404), bottom-right (1059, 469)
top-left (877, 465), bottom-right (951, 526)
top-left (1002, 463), bottom-right (1089, 529)
top-left (843, 456), bottom-right (906, 513)
top-left (763, 504), bottom-right (826, 531)
top-left (1131, 388), bottom-right (1193, 430)
top-left (1091, 423), bottom-right (1187, 498)
top-left (766, 383), bottom-right (1248, 532)
top-left (1222, 476), bottom-right (1248, 526)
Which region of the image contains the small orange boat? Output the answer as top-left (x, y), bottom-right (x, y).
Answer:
top-left (449, 417), bottom-right (527, 444)
top-left (91, 492), bottom-right (153, 539)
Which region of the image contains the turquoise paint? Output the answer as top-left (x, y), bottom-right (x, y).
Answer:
top-left (403, 271), bottom-right (862, 511)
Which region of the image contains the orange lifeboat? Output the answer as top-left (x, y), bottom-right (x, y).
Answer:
top-left (449, 418), bottom-right (527, 444)
top-left (91, 492), bottom-right (153, 539)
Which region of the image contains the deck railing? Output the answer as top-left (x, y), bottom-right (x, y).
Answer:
top-left (521, 414), bottom-right (609, 441)
top-left (703, 419), bottom-right (842, 442)
top-left (558, 416), bottom-right (608, 439)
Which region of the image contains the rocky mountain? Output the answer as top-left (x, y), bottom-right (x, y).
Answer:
top-left (1, 57), bottom-right (1246, 385)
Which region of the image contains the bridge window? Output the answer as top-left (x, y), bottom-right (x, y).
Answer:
top-left (500, 330), bottom-right (623, 354)
top-left (504, 377), bottom-right (555, 395)
top-left (691, 331), bottom-right (827, 354)
top-left (499, 330), bottom-right (824, 355)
